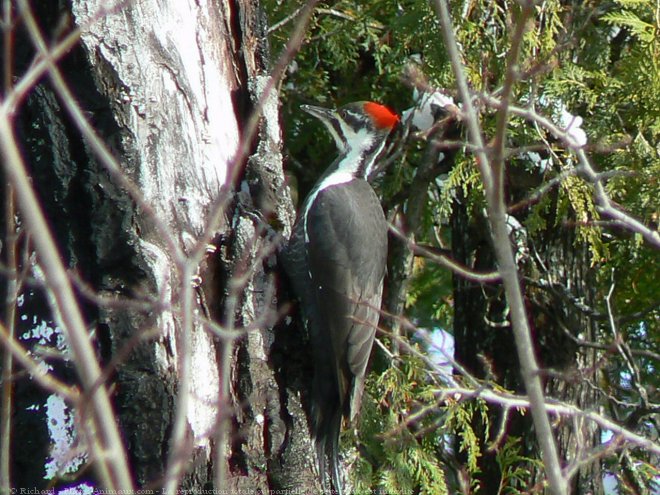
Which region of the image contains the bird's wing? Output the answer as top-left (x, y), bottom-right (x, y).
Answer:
top-left (306, 179), bottom-right (387, 419)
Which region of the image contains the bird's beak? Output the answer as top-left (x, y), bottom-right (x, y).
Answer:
top-left (301, 104), bottom-right (334, 123)
top-left (301, 104), bottom-right (345, 151)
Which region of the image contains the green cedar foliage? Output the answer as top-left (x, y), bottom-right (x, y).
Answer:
top-left (266, 0), bottom-right (659, 493)
top-left (353, 353), bottom-right (452, 495)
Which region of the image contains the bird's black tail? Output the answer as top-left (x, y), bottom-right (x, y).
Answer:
top-left (313, 401), bottom-right (344, 495)
top-left (327, 407), bottom-right (343, 495)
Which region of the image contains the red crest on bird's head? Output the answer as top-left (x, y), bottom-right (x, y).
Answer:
top-left (363, 102), bottom-right (400, 130)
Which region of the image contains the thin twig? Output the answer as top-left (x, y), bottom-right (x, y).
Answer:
top-left (0, 107), bottom-right (133, 489)
top-left (1, 1), bottom-right (131, 116)
top-left (184, 0), bottom-right (322, 298)
top-left (576, 149), bottom-right (660, 249)
top-left (436, 386), bottom-right (660, 457)
top-left (492, 1), bottom-right (536, 206)
top-left (267, 4), bottom-right (308, 34)
top-left (481, 93), bottom-right (660, 247)
top-left (508, 168), bottom-right (578, 212)
top-left (0, 322), bottom-right (79, 402)
top-left (430, 2), bottom-right (568, 493)
top-left (1, 182), bottom-right (17, 493)
top-left (0, 4), bottom-right (133, 484)
top-left (163, 263), bottom-right (195, 494)
top-left (388, 223), bottom-right (501, 283)
top-left (204, 4), bottom-right (320, 485)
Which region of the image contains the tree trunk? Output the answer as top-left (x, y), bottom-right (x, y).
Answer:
top-left (2, 0), bottom-right (317, 491)
top-left (452, 170), bottom-right (603, 494)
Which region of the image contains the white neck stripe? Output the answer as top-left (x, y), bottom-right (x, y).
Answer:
top-left (299, 126), bottom-right (388, 243)
top-left (301, 169), bottom-right (354, 243)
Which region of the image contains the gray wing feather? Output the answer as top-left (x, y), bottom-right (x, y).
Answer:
top-left (282, 178), bottom-right (387, 495)
top-left (306, 180), bottom-right (387, 419)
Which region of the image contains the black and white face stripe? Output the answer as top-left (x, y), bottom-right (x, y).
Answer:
top-left (299, 103), bottom-right (391, 243)
top-left (301, 103), bottom-right (389, 179)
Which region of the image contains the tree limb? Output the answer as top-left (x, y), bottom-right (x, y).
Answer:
top-left (430, 2), bottom-right (568, 493)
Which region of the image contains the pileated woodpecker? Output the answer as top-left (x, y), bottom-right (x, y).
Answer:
top-left (282, 101), bottom-right (399, 494)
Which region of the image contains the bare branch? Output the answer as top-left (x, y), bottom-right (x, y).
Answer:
top-left (480, 93), bottom-right (660, 247)
top-left (492, 1), bottom-right (536, 202)
top-left (562, 432), bottom-right (623, 483)
top-left (0, 6), bottom-right (134, 482)
top-left (429, 1), bottom-right (490, 186)
top-left (430, 2), bottom-right (568, 493)
top-left (389, 223), bottom-right (501, 283)
top-left (0, 321), bottom-right (79, 402)
top-left (267, 4), bottom-right (308, 34)
top-left (163, 262), bottom-right (196, 494)
top-left (576, 149), bottom-right (660, 249)
top-left (68, 270), bottom-right (163, 312)
top-left (1, 181), bottom-right (17, 493)
top-left (0, 116), bottom-right (133, 488)
top-left (189, 0), bottom-right (320, 278)
top-left (605, 272), bottom-right (650, 412)
top-left (1, 1), bottom-right (130, 116)
top-left (436, 386), bottom-right (660, 457)
top-left (508, 168), bottom-right (578, 212)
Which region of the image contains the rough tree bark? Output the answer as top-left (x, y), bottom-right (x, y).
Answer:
top-left (2, 0), bottom-right (317, 491)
